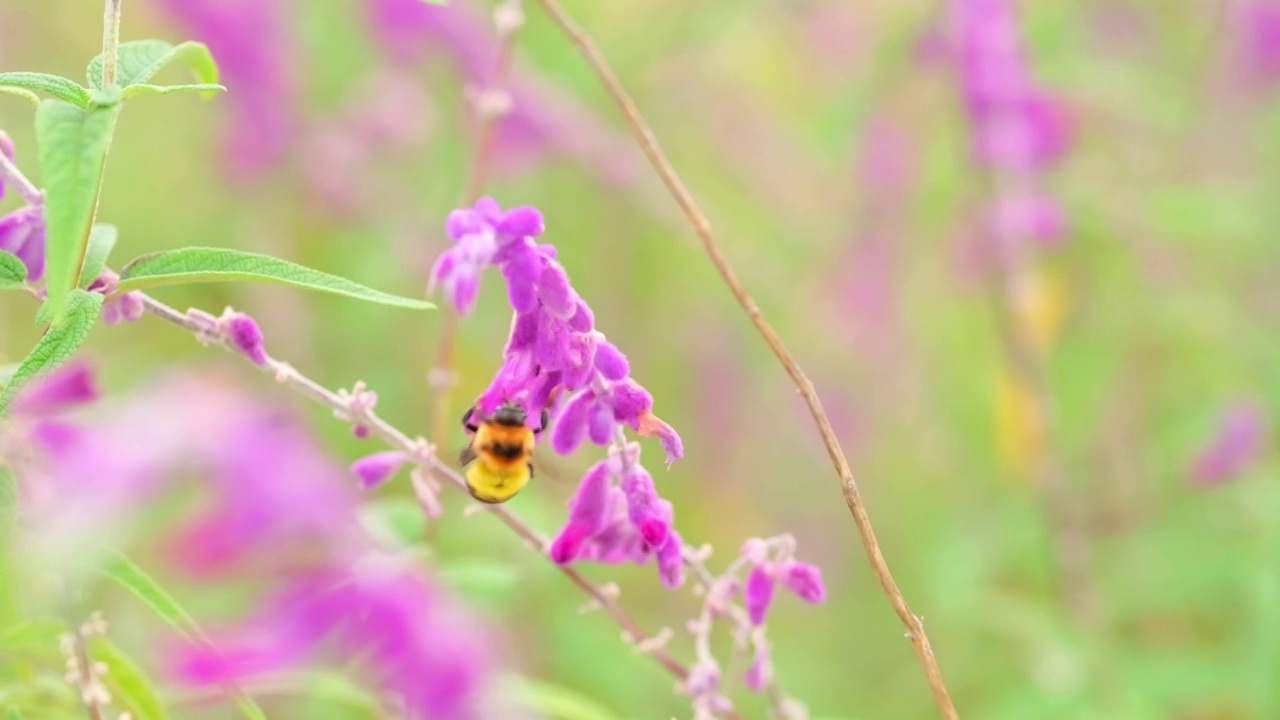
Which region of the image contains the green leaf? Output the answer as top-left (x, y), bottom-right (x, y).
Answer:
top-left (35, 99), bottom-right (120, 313)
top-left (0, 252), bottom-right (27, 289)
top-left (89, 637), bottom-right (170, 720)
top-left (79, 224), bottom-right (118, 288)
top-left (357, 498), bottom-right (427, 550)
top-left (0, 467), bottom-right (18, 627)
top-left (99, 551), bottom-right (267, 720)
top-left (0, 72), bottom-right (91, 107)
top-left (123, 83), bottom-right (226, 99)
top-left (0, 618), bottom-right (64, 656)
top-left (0, 289), bottom-right (103, 415)
top-left (118, 247), bottom-right (435, 310)
top-left (502, 676), bottom-right (628, 720)
top-left (87, 40), bottom-right (219, 90)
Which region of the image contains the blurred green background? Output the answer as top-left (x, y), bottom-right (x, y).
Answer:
top-left (3, 0), bottom-right (1279, 718)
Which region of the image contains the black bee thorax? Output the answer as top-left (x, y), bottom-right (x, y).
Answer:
top-left (487, 442), bottom-right (525, 460)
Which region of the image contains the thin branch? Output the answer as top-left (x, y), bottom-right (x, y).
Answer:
top-left (526, 1), bottom-right (958, 717)
top-left (137, 293), bottom-right (689, 683)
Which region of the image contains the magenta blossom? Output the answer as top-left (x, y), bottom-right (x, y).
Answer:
top-left (158, 0), bottom-right (298, 183)
top-left (1192, 402), bottom-right (1267, 487)
top-left (429, 197), bottom-right (545, 315)
top-left (0, 200), bottom-right (45, 283)
top-left (175, 559), bottom-right (492, 720)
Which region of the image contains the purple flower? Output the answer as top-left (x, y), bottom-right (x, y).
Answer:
top-left (350, 450), bottom-right (411, 490)
top-left (1192, 403), bottom-right (1267, 487)
top-left (744, 640), bottom-right (774, 692)
top-left (10, 361), bottom-right (98, 417)
top-left (779, 561), bottom-right (827, 604)
top-left (175, 561), bottom-right (492, 720)
top-left (656, 527), bottom-right (684, 589)
top-left (158, 0), bottom-right (299, 183)
top-left (744, 565), bottom-right (776, 626)
top-left (620, 466), bottom-right (669, 548)
top-left (222, 312), bottom-right (269, 365)
top-left (0, 205), bottom-right (46, 282)
top-left (1229, 2), bottom-right (1280, 86)
top-left (549, 460), bottom-right (612, 563)
top-left (429, 197), bottom-right (544, 316)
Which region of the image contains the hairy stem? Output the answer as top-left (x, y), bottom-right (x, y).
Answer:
top-left (527, 1), bottom-right (958, 716)
top-left (137, 293), bottom-right (689, 683)
top-left (100, 0), bottom-right (122, 87)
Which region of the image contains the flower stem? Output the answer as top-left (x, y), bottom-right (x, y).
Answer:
top-left (527, 1), bottom-right (958, 716)
top-left (100, 0), bottom-right (123, 87)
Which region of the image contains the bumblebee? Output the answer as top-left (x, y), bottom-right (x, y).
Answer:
top-left (458, 401), bottom-right (549, 504)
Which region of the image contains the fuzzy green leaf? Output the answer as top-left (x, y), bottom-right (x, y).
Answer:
top-left (502, 677), bottom-right (628, 720)
top-left (99, 551), bottom-right (266, 720)
top-left (0, 252), bottom-right (27, 289)
top-left (0, 72), bottom-right (91, 107)
top-left (87, 40), bottom-right (219, 90)
top-left (123, 83), bottom-right (226, 99)
top-left (35, 98), bottom-right (120, 312)
top-left (119, 247), bottom-right (434, 310)
top-left (79, 224), bottom-right (118, 288)
top-left (0, 289), bottom-right (103, 415)
top-left (89, 637), bottom-right (170, 720)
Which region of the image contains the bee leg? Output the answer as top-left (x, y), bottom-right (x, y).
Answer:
top-left (528, 461), bottom-right (536, 479)
top-left (533, 408), bottom-right (550, 435)
top-left (461, 406), bottom-right (479, 433)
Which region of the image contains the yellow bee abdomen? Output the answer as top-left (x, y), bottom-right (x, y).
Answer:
top-left (465, 460), bottom-right (531, 504)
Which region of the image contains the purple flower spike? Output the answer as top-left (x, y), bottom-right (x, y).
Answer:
top-left (11, 361), bottom-right (98, 417)
top-left (620, 467), bottom-right (669, 548)
top-left (568, 300), bottom-right (594, 332)
top-left (744, 565), bottom-right (776, 626)
top-left (550, 461), bottom-right (612, 563)
top-left (549, 390), bottom-right (594, 455)
top-left (593, 338), bottom-right (630, 381)
top-left (657, 528), bottom-right (684, 588)
top-left (537, 261), bottom-right (577, 318)
top-left (780, 561), bottom-right (827, 603)
top-left (610, 380), bottom-right (654, 427)
top-left (350, 450), bottom-right (411, 489)
top-left (534, 309), bottom-right (571, 369)
top-left (500, 242), bottom-right (541, 313)
top-left (496, 205), bottom-right (544, 237)
top-left (586, 401), bottom-right (616, 446)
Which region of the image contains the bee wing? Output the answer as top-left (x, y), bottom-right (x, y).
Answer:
top-left (458, 441), bottom-right (478, 467)
top-left (530, 455), bottom-right (568, 484)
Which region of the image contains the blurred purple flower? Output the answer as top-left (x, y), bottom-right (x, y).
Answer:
top-left (429, 197), bottom-right (544, 316)
top-left (10, 362), bottom-right (98, 418)
top-left (17, 371), bottom-right (499, 718)
top-left (364, 0), bottom-right (642, 186)
top-left (1192, 402), bottom-right (1267, 486)
top-left (175, 560), bottom-right (491, 720)
top-left (1229, 2), bottom-right (1280, 86)
top-left (350, 450), bottom-right (412, 490)
top-left (744, 565), bottom-right (775, 627)
top-left (158, 0), bottom-right (299, 183)
top-left (0, 201), bottom-right (45, 282)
